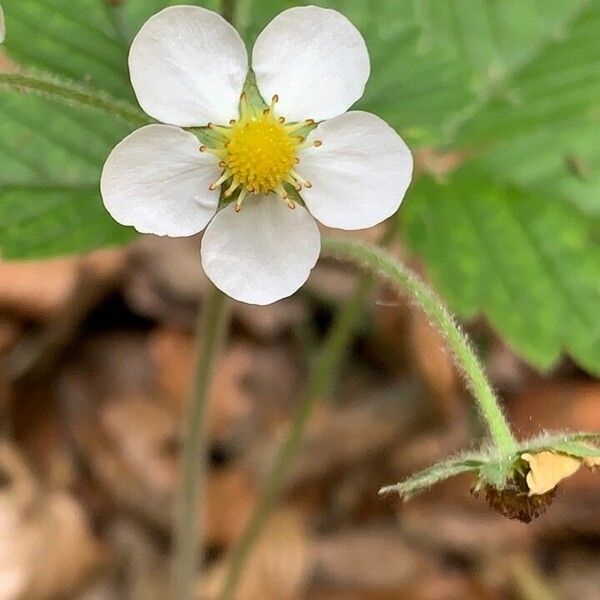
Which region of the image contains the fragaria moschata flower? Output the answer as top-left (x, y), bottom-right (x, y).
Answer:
top-left (101, 5), bottom-right (413, 305)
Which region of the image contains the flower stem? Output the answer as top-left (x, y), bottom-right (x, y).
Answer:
top-left (219, 274), bottom-right (373, 600)
top-left (218, 226), bottom-right (397, 600)
top-left (0, 71), bottom-right (151, 127)
top-left (321, 236), bottom-right (518, 456)
top-left (175, 285), bottom-right (229, 600)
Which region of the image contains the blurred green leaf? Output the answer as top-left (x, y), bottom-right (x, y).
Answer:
top-left (379, 453), bottom-right (485, 500)
top-left (402, 168), bottom-right (600, 374)
top-left (237, 0), bottom-right (600, 371)
top-left (1, 0), bottom-right (598, 371)
top-left (0, 88), bottom-right (135, 257)
top-left (0, 0), bottom-right (219, 259)
top-left (237, 0), bottom-right (583, 145)
top-left (453, 1), bottom-right (600, 215)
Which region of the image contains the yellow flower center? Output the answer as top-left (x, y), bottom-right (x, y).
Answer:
top-left (201, 94), bottom-right (321, 211)
top-left (226, 114), bottom-right (296, 195)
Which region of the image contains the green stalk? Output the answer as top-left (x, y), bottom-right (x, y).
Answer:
top-left (322, 236), bottom-right (518, 455)
top-left (174, 3), bottom-right (236, 598)
top-left (175, 286), bottom-right (229, 600)
top-left (218, 226), bottom-right (396, 600)
top-left (219, 274), bottom-right (373, 600)
top-left (0, 71), bottom-right (151, 127)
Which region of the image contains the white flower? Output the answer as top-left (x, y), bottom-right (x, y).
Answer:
top-left (101, 5), bottom-right (412, 305)
top-left (0, 4), bottom-right (5, 44)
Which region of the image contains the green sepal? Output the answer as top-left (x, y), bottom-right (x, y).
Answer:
top-left (379, 430), bottom-right (599, 502)
top-left (379, 453), bottom-right (485, 500)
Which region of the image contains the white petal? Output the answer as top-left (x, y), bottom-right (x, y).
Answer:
top-left (201, 196), bottom-right (320, 305)
top-left (129, 6), bottom-right (248, 126)
top-left (0, 4), bottom-right (5, 43)
top-left (299, 111), bottom-right (413, 230)
top-left (101, 124), bottom-right (220, 237)
top-left (252, 6), bottom-right (370, 122)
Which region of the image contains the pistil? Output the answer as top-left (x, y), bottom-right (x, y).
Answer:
top-left (201, 93), bottom-right (322, 210)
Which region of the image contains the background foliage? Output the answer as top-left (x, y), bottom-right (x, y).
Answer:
top-left (1, 0), bottom-right (598, 373)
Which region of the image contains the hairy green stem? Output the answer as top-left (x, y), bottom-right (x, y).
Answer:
top-left (218, 226), bottom-right (397, 600)
top-left (219, 274), bottom-right (373, 600)
top-left (0, 71), bottom-right (151, 127)
top-left (321, 236), bottom-right (518, 455)
top-left (175, 286), bottom-right (229, 600)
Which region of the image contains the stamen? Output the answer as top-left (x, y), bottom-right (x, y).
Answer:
top-left (287, 200), bottom-right (296, 209)
top-left (200, 145), bottom-right (227, 158)
top-left (225, 178), bottom-right (242, 198)
top-left (239, 92), bottom-right (257, 120)
top-left (234, 188), bottom-right (248, 212)
top-left (284, 119), bottom-right (315, 135)
top-left (207, 123), bottom-right (234, 138)
top-left (275, 184), bottom-right (289, 200)
top-left (205, 91), bottom-right (312, 199)
top-left (297, 138), bottom-right (322, 151)
top-left (284, 122), bottom-right (307, 135)
top-left (284, 174), bottom-right (302, 191)
top-left (209, 172), bottom-right (230, 191)
top-left (291, 169), bottom-right (312, 188)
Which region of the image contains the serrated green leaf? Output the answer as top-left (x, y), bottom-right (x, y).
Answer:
top-left (234, 1), bottom-right (600, 372)
top-left (401, 169), bottom-right (600, 374)
top-left (2, 0), bottom-right (218, 96)
top-left (395, 0), bottom-right (600, 373)
top-left (0, 182), bottom-right (135, 258)
top-left (0, 86), bottom-right (136, 258)
top-left (454, 1), bottom-right (600, 215)
top-left (1, 0), bottom-right (598, 376)
top-left (0, 0), bottom-right (213, 259)
top-left (237, 0), bottom-right (579, 148)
